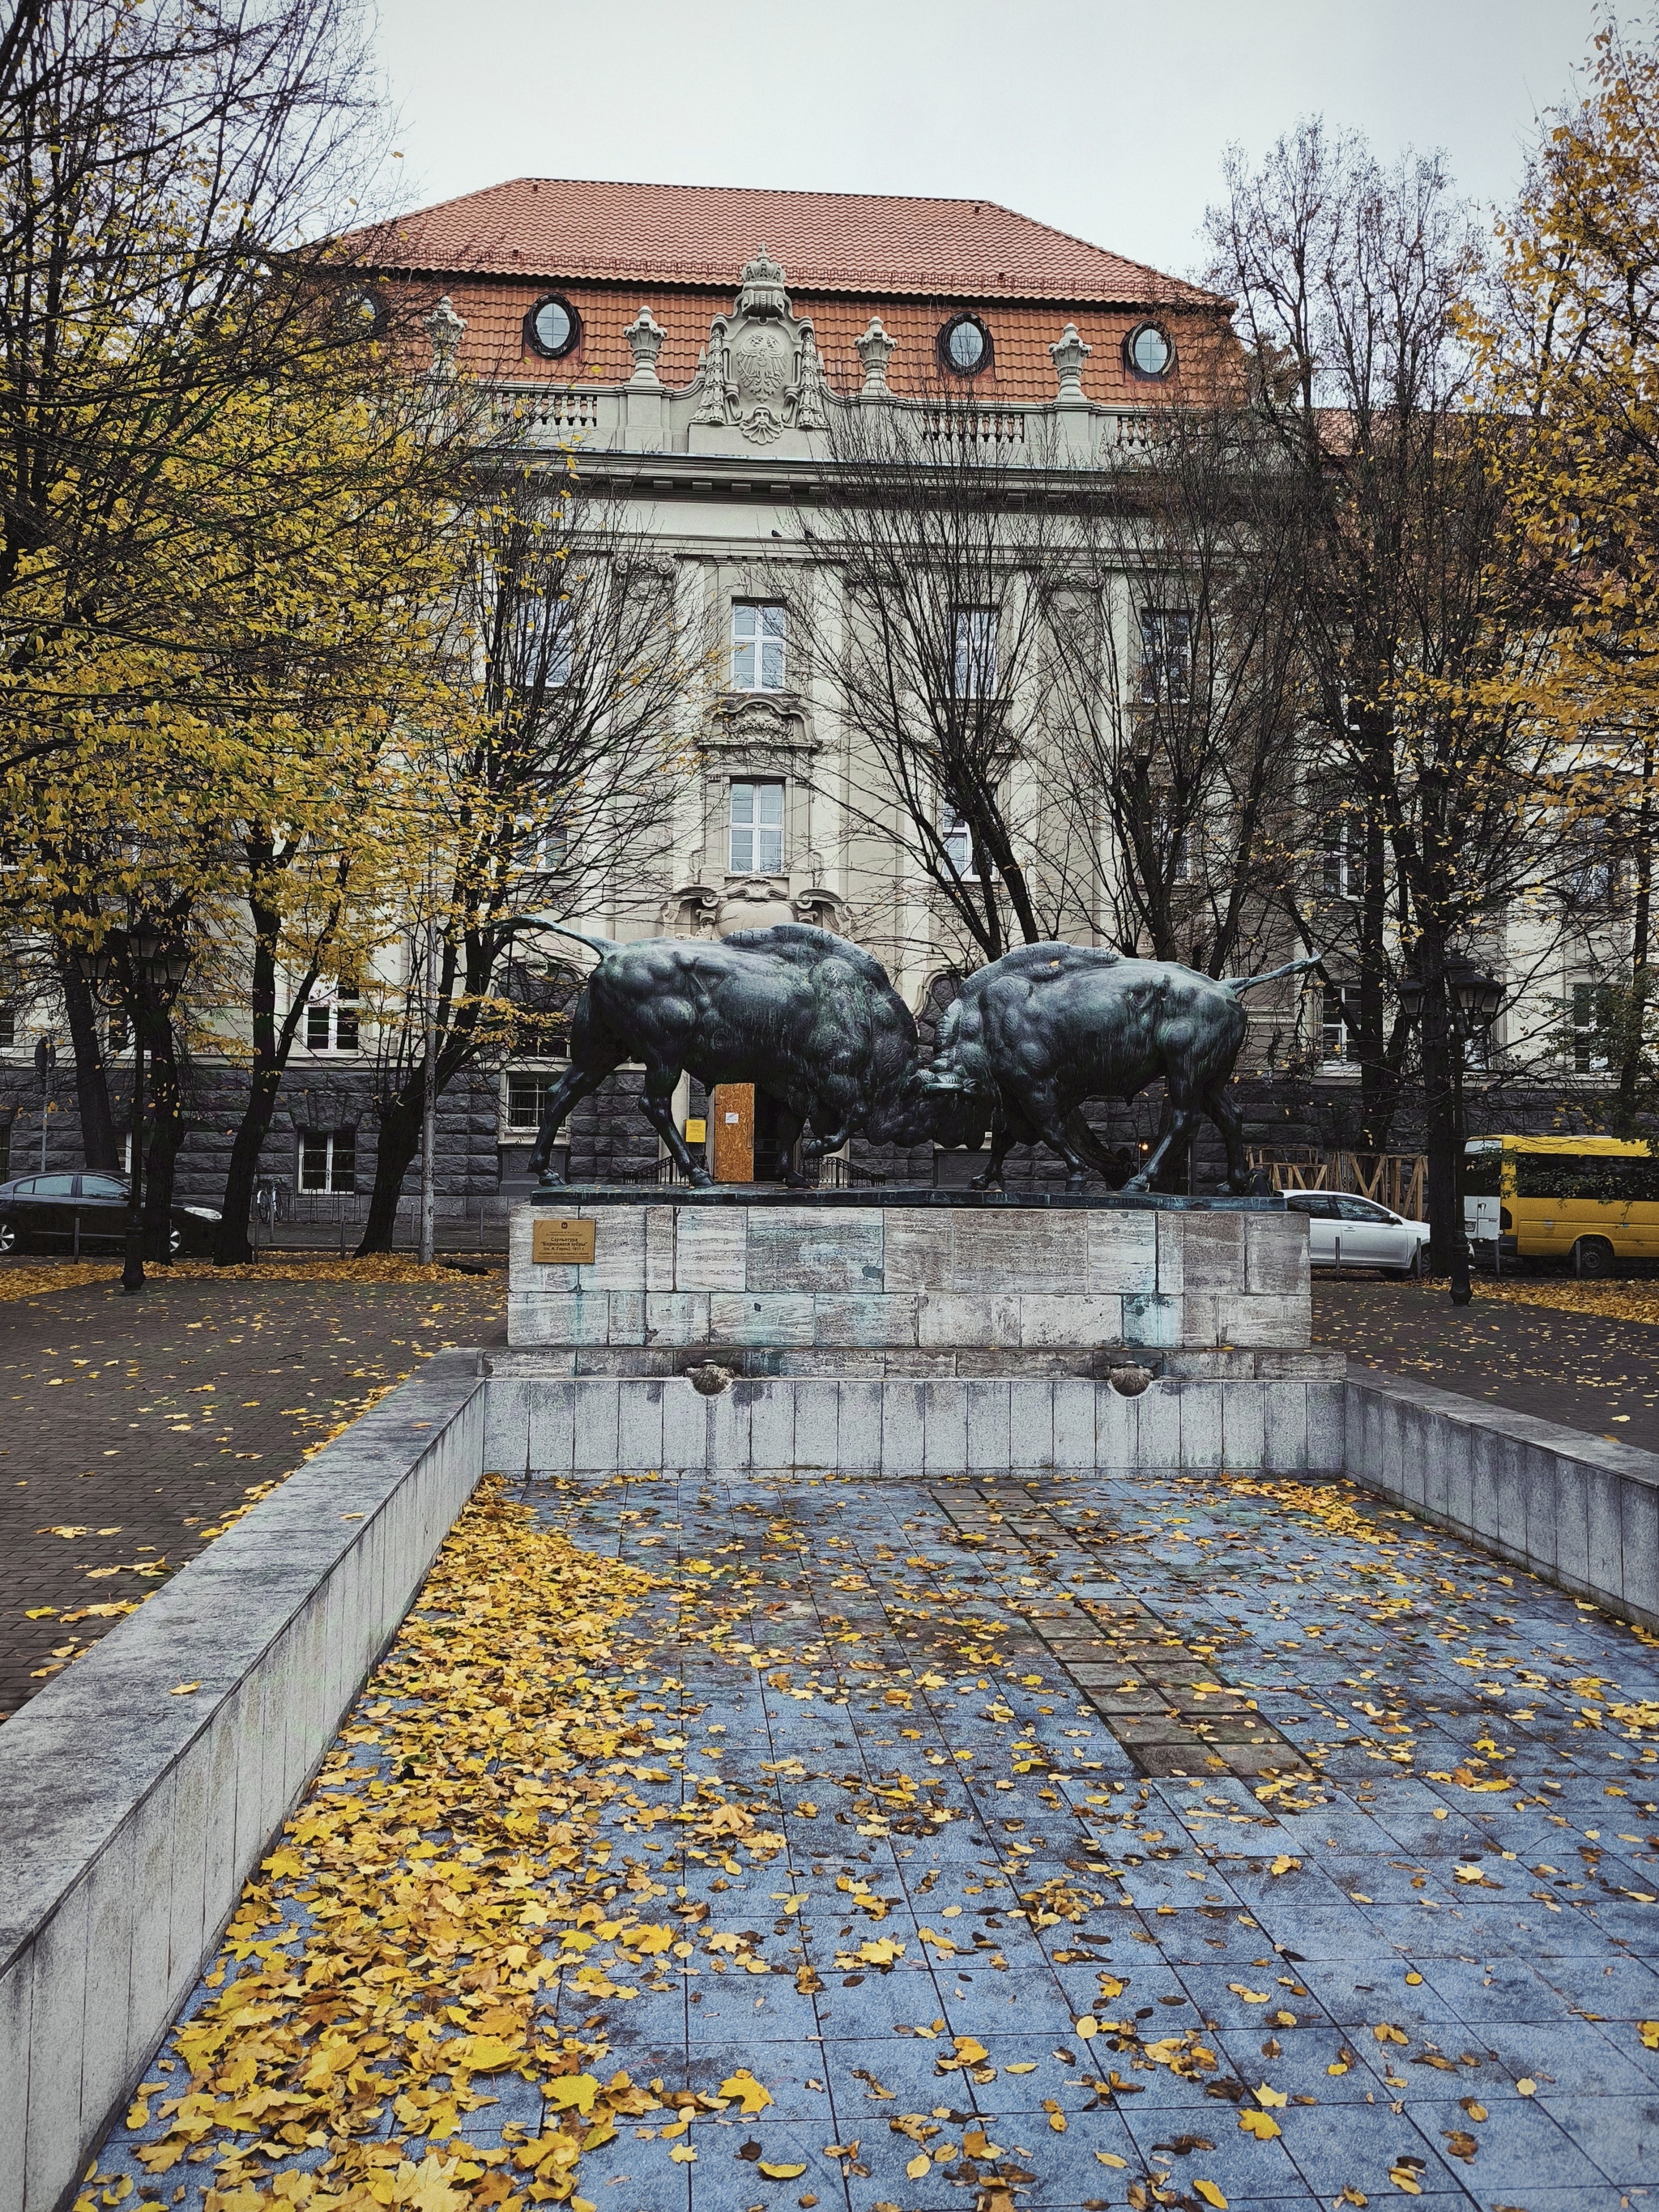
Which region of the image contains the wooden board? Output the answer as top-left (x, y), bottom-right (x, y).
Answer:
top-left (531, 1216), bottom-right (596, 1265)
top-left (711, 1084), bottom-right (755, 1183)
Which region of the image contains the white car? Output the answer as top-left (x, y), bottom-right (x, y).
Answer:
top-left (1282, 1191), bottom-right (1431, 1276)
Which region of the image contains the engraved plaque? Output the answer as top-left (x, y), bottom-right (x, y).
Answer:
top-left (532, 1216), bottom-right (595, 1265)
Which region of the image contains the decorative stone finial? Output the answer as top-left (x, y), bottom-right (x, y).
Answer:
top-left (625, 306), bottom-right (667, 385)
top-left (424, 294), bottom-right (465, 377)
top-left (1050, 322), bottom-right (1091, 401)
top-left (736, 248), bottom-right (790, 319)
top-left (855, 316), bottom-right (898, 396)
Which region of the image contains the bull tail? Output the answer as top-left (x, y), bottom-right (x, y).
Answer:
top-left (1222, 955), bottom-right (1323, 995)
top-left (542, 921), bottom-right (621, 961)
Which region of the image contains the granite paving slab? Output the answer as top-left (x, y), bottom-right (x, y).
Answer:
top-left (83, 1451), bottom-right (1659, 2211)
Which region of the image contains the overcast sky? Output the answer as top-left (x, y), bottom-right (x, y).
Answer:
top-left (371, 0), bottom-right (1604, 283)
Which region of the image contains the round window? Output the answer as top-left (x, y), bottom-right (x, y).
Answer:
top-left (1127, 322), bottom-right (1174, 379)
top-left (938, 313), bottom-right (992, 377)
top-left (526, 294), bottom-right (581, 360)
top-left (338, 285), bottom-right (387, 340)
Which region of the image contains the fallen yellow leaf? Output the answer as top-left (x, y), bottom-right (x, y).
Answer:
top-left (1238, 2110), bottom-right (1281, 2140)
top-left (1194, 2184), bottom-right (1229, 2210)
top-left (757, 2163), bottom-right (806, 2180)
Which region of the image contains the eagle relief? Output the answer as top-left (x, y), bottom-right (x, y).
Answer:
top-left (695, 250), bottom-right (828, 445)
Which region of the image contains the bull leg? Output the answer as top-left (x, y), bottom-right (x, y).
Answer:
top-left (638, 1065), bottom-right (712, 1187)
top-left (1204, 1080), bottom-right (1250, 1193)
top-left (970, 1102), bottom-right (1041, 1191)
top-left (1124, 1093), bottom-right (1201, 1193)
top-left (530, 1057), bottom-right (622, 1187)
top-left (1018, 1082), bottom-right (1095, 1192)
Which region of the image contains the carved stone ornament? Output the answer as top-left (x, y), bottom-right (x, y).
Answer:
top-left (424, 294), bottom-right (466, 377)
top-left (855, 316), bottom-right (898, 394)
top-left (694, 249), bottom-right (830, 444)
top-left (625, 306), bottom-right (667, 383)
top-left (1050, 322), bottom-right (1091, 399)
top-left (709, 689), bottom-right (817, 758)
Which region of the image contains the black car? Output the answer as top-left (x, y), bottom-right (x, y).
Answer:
top-left (0, 1172), bottom-right (221, 1256)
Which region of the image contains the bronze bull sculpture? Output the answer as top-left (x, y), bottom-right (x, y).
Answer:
top-left (528, 922), bottom-right (980, 1188)
top-left (920, 941), bottom-right (1318, 1193)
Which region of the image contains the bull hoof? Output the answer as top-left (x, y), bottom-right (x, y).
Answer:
top-left (689, 1168), bottom-right (714, 1189)
top-left (1065, 1174), bottom-right (1087, 1195)
top-left (1121, 1174), bottom-right (1151, 1193)
top-left (534, 1170), bottom-right (568, 1193)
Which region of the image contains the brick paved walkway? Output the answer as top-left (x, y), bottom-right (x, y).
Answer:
top-left (1316, 1280), bottom-right (1659, 1455)
top-left (91, 1455), bottom-right (1659, 2208)
top-left (0, 1265), bottom-right (504, 1720)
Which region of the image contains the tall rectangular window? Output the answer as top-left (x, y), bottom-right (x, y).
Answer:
top-left (1572, 981), bottom-right (1614, 1072)
top-left (506, 1072), bottom-right (554, 1131)
top-left (106, 1010), bottom-right (127, 1056)
top-left (941, 812), bottom-right (978, 878)
top-left (300, 1129), bottom-right (356, 1192)
top-left (1139, 607), bottom-right (1192, 704)
top-left (306, 1000), bottom-right (331, 1049)
top-left (729, 780), bottom-right (784, 874)
top-left (732, 603), bottom-right (787, 692)
top-left (952, 607), bottom-right (998, 697)
top-left (1322, 820), bottom-right (1362, 899)
top-left (304, 993), bottom-right (359, 1051)
top-left (1322, 985), bottom-right (1362, 1063)
top-left (335, 990), bottom-right (360, 1052)
top-left (0, 1004), bottom-right (12, 1051)
top-left (509, 590), bottom-right (574, 690)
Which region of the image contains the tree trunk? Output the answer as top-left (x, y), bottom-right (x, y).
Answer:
top-left (140, 1009), bottom-right (186, 1263)
top-left (1356, 801), bottom-right (1396, 1150)
top-left (215, 866), bottom-right (315, 1264)
top-left (356, 1088), bottom-right (423, 1255)
top-left (55, 943), bottom-right (117, 1170)
top-left (1416, 929), bottom-right (1461, 1275)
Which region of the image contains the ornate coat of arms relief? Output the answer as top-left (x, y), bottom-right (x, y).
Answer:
top-left (693, 250), bottom-right (830, 443)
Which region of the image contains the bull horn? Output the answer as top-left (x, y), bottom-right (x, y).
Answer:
top-left (1224, 955), bottom-right (1322, 994)
top-left (542, 920), bottom-right (621, 961)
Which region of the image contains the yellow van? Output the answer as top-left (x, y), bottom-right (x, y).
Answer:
top-left (1464, 1134), bottom-right (1659, 1276)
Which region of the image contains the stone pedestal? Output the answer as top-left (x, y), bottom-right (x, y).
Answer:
top-left (506, 1190), bottom-right (1312, 1377)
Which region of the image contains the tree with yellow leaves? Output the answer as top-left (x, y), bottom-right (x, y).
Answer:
top-left (1467, 18), bottom-right (1659, 1131)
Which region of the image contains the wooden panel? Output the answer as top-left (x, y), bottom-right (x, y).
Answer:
top-left (711, 1084), bottom-right (755, 1183)
top-left (531, 1216), bottom-right (597, 1264)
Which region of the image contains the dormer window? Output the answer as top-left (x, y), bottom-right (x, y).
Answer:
top-left (938, 313), bottom-right (992, 377)
top-left (1126, 322), bottom-right (1175, 379)
top-left (526, 295), bottom-right (581, 360)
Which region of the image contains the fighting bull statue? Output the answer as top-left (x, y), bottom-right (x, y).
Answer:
top-left (920, 941), bottom-right (1319, 1194)
top-left (528, 922), bottom-right (981, 1188)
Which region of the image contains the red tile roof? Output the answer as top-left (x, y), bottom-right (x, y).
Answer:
top-left (353, 177), bottom-right (1219, 309)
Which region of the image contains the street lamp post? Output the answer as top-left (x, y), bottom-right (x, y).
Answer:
top-left (73, 921), bottom-right (191, 1296)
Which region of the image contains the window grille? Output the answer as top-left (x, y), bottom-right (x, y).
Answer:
top-left (731, 603), bottom-right (787, 692)
top-left (300, 1129), bottom-right (356, 1192)
top-left (729, 780), bottom-right (784, 874)
top-left (506, 1073), bottom-right (556, 1131)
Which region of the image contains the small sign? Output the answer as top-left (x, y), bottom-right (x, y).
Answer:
top-left (532, 1216), bottom-right (595, 1265)
top-left (684, 1118), bottom-right (707, 1143)
top-left (725, 1111), bottom-right (740, 1124)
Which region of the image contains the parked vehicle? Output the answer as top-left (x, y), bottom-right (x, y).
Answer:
top-left (0, 1173), bottom-right (221, 1257)
top-left (1283, 1190), bottom-right (1430, 1276)
top-left (1464, 1135), bottom-right (1656, 1276)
